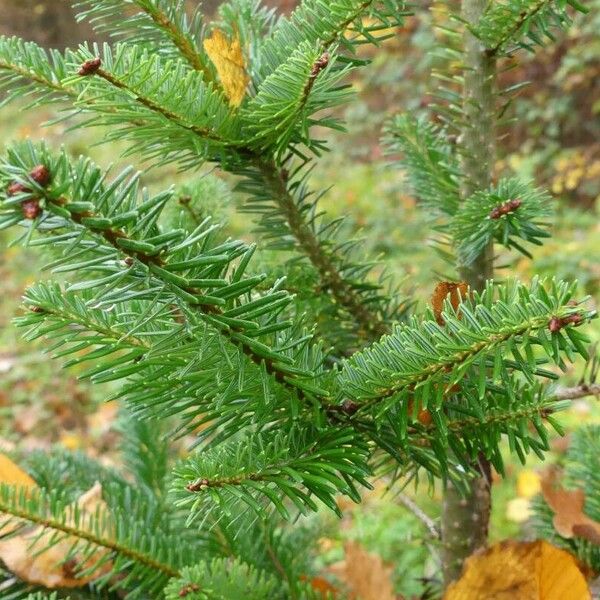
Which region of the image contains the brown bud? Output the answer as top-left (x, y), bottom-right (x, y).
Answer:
top-left (565, 313), bottom-right (583, 326)
top-left (186, 479), bottom-right (209, 492)
top-left (29, 164), bottom-right (51, 187)
top-left (340, 399), bottom-right (359, 416)
top-left (310, 52), bottom-right (330, 77)
top-left (7, 181), bottom-right (30, 196)
top-left (29, 305), bottom-right (45, 313)
top-left (78, 57), bottom-right (102, 76)
top-left (21, 198), bottom-right (41, 220)
top-left (490, 198), bottom-right (522, 219)
top-left (124, 257), bottom-right (134, 267)
top-left (548, 317), bottom-right (562, 333)
top-left (549, 313), bottom-right (584, 333)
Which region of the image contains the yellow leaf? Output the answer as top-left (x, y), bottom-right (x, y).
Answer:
top-left (0, 482), bottom-right (113, 588)
top-left (0, 452), bottom-right (36, 489)
top-left (517, 470), bottom-right (541, 499)
top-left (444, 540), bottom-right (590, 600)
top-left (0, 452), bottom-right (37, 535)
top-left (203, 29), bottom-right (249, 107)
top-left (59, 432), bottom-right (83, 451)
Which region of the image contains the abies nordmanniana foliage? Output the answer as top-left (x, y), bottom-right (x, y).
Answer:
top-left (0, 0), bottom-right (594, 597)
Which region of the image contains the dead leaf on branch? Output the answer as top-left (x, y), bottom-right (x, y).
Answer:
top-left (0, 451), bottom-right (113, 588)
top-left (541, 468), bottom-right (600, 544)
top-left (203, 28), bottom-right (249, 107)
top-left (431, 281), bottom-right (470, 326)
top-left (444, 539), bottom-right (590, 600)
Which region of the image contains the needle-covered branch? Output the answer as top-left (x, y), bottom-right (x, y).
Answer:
top-left (339, 279), bottom-right (594, 418)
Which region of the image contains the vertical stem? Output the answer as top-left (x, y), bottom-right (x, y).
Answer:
top-left (441, 0), bottom-right (496, 586)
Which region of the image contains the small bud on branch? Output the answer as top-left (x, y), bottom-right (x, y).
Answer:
top-left (78, 57), bottom-right (102, 76)
top-left (29, 164), bottom-right (51, 187)
top-left (489, 198), bottom-right (522, 219)
top-left (21, 198), bottom-right (41, 220)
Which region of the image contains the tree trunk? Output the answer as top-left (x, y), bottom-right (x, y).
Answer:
top-left (441, 0), bottom-right (497, 586)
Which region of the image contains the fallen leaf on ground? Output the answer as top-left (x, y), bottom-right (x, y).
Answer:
top-left (444, 539), bottom-right (590, 600)
top-left (431, 281), bottom-right (469, 325)
top-left (0, 452), bottom-right (36, 490)
top-left (328, 540), bottom-right (396, 600)
top-left (0, 453), bottom-right (113, 589)
top-left (0, 452), bottom-right (37, 534)
top-left (203, 29), bottom-right (249, 107)
top-left (541, 468), bottom-right (600, 544)
top-left (301, 575), bottom-right (338, 597)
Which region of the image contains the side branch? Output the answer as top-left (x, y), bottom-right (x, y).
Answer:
top-left (554, 383), bottom-right (600, 401)
top-left (143, 4), bottom-right (212, 80)
top-left (35, 190), bottom-right (328, 406)
top-left (0, 494), bottom-right (179, 578)
top-left (256, 158), bottom-right (389, 342)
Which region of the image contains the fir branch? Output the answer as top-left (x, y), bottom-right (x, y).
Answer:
top-left (452, 177), bottom-right (553, 265)
top-left (0, 143), bottom-right (332, 411)
top-left (91, 64), bottom-right (227, 145)
top-left (553, 383), bottom-right (600, 400)
top-left (474, 0), bottom-right (586, 55)
top-left (172, 427), bottom-right (371, 520)
top-left (338, 279), bottom-right (593, 413)
top-left (255, 157), bottom-right (390, 342)
top-left (75, 0), bottom-right (211, 78)
top-left (0, 485), bottom-right (181, 585)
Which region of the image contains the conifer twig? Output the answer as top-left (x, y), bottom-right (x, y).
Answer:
top-left (554, 383), bottom-right (600, 401)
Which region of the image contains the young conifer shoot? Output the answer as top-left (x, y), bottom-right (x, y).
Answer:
top-left (0, 0), bottom-right (596, 598)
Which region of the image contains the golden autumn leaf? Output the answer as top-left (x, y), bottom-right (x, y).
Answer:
top-left (517, 469), bottom-right (541, 499)
top-left (0, 452), bottom-right (36, 490)
top-left (541, 468), bottom-right (600, 544)
top-left (328, 541), bottom-right (396, 600)
top-left (0, 452), bottom-right (37, 535)
top-left (0, 481), bottom-right (113, 588)
top-left (203, 29), bottom-right (249, 107)
top-left (431, 281), bottom-right (469, 325)
top-left (444, 540), bottom-right (590, 600)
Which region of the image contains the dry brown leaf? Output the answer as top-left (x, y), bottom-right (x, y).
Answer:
top-left (444, 539), bottom-right (590, 600)
top-left (301, 574), bottom-right (338, 597)
top-left (541, 468), bottom-right (600, 544)
top-left (329, 541), bottom-right (396, 600)
top-left (203, 29), bottom-right (249, 107)
top-left (0, 481), bottom-right (113, 588)
top-left (431, 282), bottom-right (469, 325)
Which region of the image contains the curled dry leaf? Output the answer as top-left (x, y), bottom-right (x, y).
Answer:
top-left (431, 282), bottom-right (469, 326)
top-left (203, 29), bottom-right (249, 107)
top-left (541, 468), bottom-right (600, 544)
top-left (445, 539), bottom-right (590, 600)
top-left (0, 451), bottom-right (113, 588)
